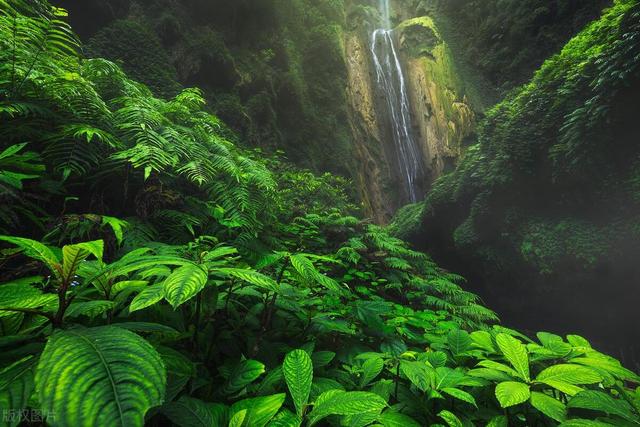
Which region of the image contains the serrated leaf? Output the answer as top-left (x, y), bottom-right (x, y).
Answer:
top-left (36, 326), bottom-right (165, 427)
top-left (438, 410), bottom-right (463, 427)
top-left (447, 329), bottom-right (471, 355)
top-left (161, 396), bottom-right (227, 427)
top-left (400, 361), bottom-right (434, 392)
top-left (0, 282), bottom-right (57, 318)
top-left (163, 263), bottom-right (208, 308)
top-left (442, 387), bottom-right (477, 407)
top-left (360, 357), bottom-right (384, 387)
top-left (378, 410), bottom-right (421, 427)
top-left (536, 364), bottom-right (602, 385)
top-left (307, 391), bottom-right (387, 426)
top-left (223, 359), bottom-right (266, 395)
top-left (129, 283), bottom-right (165, 313)
top-left (64, 300), bottom-right (114, 319)
top-left (0, 236), bottom-right (59, 275)
top-left (496, 333), bottom-right (530, 382)
top-left (568, 390), bottom-right (638, 423)
top-left (0, 356), bottom-right (36, 427)
top-left (495, 381), bottom-right (530, 408)
top-left (530, 391), bottom-right (567, 422)
top-left (229, 394), bottom-right (285, 427)
top-left (283, 349), bottom-right (313, 416)
top-left (216, 268), bottom-right (278, 293)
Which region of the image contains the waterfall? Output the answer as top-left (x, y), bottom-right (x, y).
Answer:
top-left (371, 2), bottom-right (424, 203)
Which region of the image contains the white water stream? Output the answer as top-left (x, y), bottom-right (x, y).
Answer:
top-left (370, 0), bottom-right (424, 203)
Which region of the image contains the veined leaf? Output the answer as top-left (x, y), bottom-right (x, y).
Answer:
top-left (161, 397), bottom-right (227, 427)
top-left (61, 241), bottom-right (103, 283)
top-left (36, 326), bottom-right (165, 427)
top-left (558, 420), bottom-right (616, 427)
top-left (0, 282), bottom-right (57, 318)
top-left (228, 409), bottom-right (246, 427)
top-left (223, 359), bottom-right (266, 395)
top-left (442, 387), bottom-right (477, 407)
top-left (268, 409), bottom-right (302, 427)
top-left (535, 364), bottom-right (602, 385)
top-left (438, 410), bottom-right (463, 427)
top-left (163, 263), bottom-right (208, 308)
top-left (447, 329), bottom-right (471, 355)
top-left (360, 357), bottom-right (384, 387)
top-left (495, 381), bottom-right (530, 408)
top-left (64, 300), bottom-right (114, 319)
top-left (283, 349), bottom-right (313, 416)
top-left (378, 410), bottom-right (421, 427)
top-left (229, 394), bottom-right (285, 427)
top-left (496, 333), bottom-right (530, 382)
top-left (487, 415), bottom-right (508, 427)
top-left (568, 390), bottom-right (638, 423)
top-left (530, 391), bottom-right (567, 422)
top-left (0, 236), bottom-right (59, 275)
top-left (129, 283), bottom-right (165, 313)
top-left (311, 351), bottom-right (335, 368)
top-left (0, 356), bottom-right (37, 427)
top-left (400, 361), bottom-right (434, 392)
top-left (216, 268), bottom-right (278, 293)
top-left (307, 390), bottom-right (387, 426)
top-left (539, 379), bottom-right (584, 396)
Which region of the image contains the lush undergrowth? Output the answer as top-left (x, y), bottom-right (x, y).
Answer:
top-left (0, 1), bottom-right (639, 426)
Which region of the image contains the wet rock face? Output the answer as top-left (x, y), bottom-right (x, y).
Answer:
top-left (343, 9), bottom-right (476, 222)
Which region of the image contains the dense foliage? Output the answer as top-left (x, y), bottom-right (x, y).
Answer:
top-left (416, 0), bottom-right (611, 95)
top-left (0, 1), bottom-right (639, 427)
top-left (405, 0), bottom-right (640, 368)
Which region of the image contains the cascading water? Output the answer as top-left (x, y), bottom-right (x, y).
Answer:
top-left (371, 0), bottom-right (424, 203)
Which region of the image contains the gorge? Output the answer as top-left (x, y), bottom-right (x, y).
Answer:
top-left (1, 0), bottom-right (639, 425)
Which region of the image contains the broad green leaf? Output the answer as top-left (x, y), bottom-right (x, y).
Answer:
top-left (163, 263), bottom-right (208, 308)
top-left (487, 415), bottom-right (508, 427)
top-left (0, 282), bottom-right (57, 318)
top-left (311, 351), bottom-right (335, 368)
top-left (378, 410), bottom-right (421, 427)
top-left (307, 390), bottom-right (387, 426)
top-left (400, 361), bottom-right (434, 392)
top-left (64, 300), bottom-right (114, 319)
top-left (530, 391), bottom-right (567, 422)
top-left (568, 390), bottom-right (638, 423)
top-left (0, 236), bottom-right (59, 275)
top-left (229, 394), bottom-right (285, 427)
top-left (496, 333), bottom-right (530, 382)
top-left (360, 357), bottom-right (384, 387)
top-left (447, 329), bottom-right (471, 355)
top-left (558, 420), bottom-right (616, 427)
top-left (539, 379), bottom-right (584, 396)
top-left (283, 349), bottom-right (313, 416)
top-left (268, 409), bottom-right (301, 427)
top-left (470, 330), bottom-right (495, 352)
top-left (571, 357), bottom-right (640, 382)
top-left (161, 396), bottom-right (227, 427)
top-left (223, 359), bottom-right (266, 395)
top-left (0, 356), bottom-right (36, 427)
top-left (101, 216), bottom-right (128, 245)
top-left (424, 351), bottom-right (447, 368)
top-left (216, 268), bottom-right (278, 293)
top-left (536, 364), bottom-right (602, 385)
top-left (476, 360), bottom-right (519, 378)
top-left (566, 335), bottom-right (592, 349)
top-left (495, 381), bottom-right (530, 408)
top-left (289, 254), bottom-right (318, 281)
top-left (229, 409), bottom-right (246, 427)
top-left (441, 387), bottom-right (477, 407)
top-left (61, 241), bottom-right (103, 282)
top-left (438, 410), bottom-right (463, 427)
top-left (36, 326), bottom-right (165, 427)
top-left (129, 283), bottom-right (165, 313)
